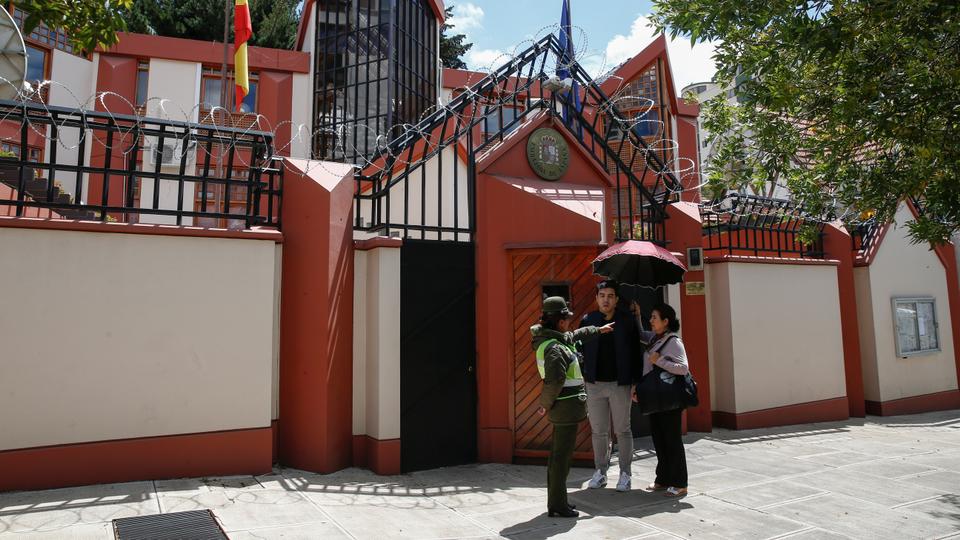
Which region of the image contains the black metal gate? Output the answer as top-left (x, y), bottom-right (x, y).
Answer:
top-left (400, 240), bottom-right (477, 472)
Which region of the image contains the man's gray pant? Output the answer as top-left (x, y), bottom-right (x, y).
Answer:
top-left (586, 381), bottom-right (633, 475)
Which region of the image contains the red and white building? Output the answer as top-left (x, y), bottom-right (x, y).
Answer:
top-left (0, 1), bottom-right (957, 492)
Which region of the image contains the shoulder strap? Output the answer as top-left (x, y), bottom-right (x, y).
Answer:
top-left (654, 335), bottom-right (678, 353)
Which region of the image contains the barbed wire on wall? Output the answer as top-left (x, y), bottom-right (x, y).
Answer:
top-left (0, 23), bottom-right (874, 229)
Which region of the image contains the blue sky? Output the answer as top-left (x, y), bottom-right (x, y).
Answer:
top-left (445, 0), bottom-right (717, 90)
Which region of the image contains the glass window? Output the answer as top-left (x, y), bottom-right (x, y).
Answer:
top-left (483, 105), bottom-right (520, 135)
top-left (26, 45), bottom-right (47, 83)
top-left (893, 297), bottom-right (940, 356)
top-left (202, 77), bottom-right (224, 109)
top-left (135, 62), bottom-right (149, 107)
top-left (632, 108), bottom-right (660, 137)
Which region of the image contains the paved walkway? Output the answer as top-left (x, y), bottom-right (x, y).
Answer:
top-left (2, 410), bottom-right (959, 539)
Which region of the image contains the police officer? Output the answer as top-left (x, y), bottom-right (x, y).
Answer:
top-left (531, 296), bottom-right (614, 518)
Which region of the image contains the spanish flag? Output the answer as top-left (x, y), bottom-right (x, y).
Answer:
top-left (234, 0), bottom-right (252, 111)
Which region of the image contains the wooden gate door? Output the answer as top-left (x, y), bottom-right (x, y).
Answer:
top-left (511, 247), bottom-right (599, 460)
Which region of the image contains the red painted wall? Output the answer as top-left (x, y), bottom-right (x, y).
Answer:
top-left (665, 202), bottom-right (712, 431)
top-left (257, 71), bottom-right (294, 156)
top-left (89, 55), bottom-right (138, 209)
top-left (277, 159), bottom-right (354, 473)
top-left (475, 118), bottom-right (609, 463)
top-left (822, 223), bottom-right (865, 417)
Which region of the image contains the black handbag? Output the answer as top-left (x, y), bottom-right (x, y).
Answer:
top-left (636, 336), bottom-right (699, 414)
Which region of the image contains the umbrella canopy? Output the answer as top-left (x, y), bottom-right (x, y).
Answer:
top-left (593, 240), bottom-right (686, 287)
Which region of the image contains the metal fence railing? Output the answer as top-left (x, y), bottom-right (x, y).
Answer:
top-left (701, 193), bottom-right (825, 258)
top-left (0, 100), bottom-right (282, 230)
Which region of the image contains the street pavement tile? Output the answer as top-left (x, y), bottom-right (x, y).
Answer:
top-left (311, 500), bottom-right (490, 539)
top-left (704, 450), bottom-right (823, 477)
top-left (898, 471), bottom-right (960, 494)
top-left (0, 481), bottom-right (157, 535)
top-left (837, 458), bottom-right (938, 479)
top-left (765, 443), bottom-right (842, 458)
top-left (424, 485), bottom-right (546, 516)
top-left (778, 527), bottom-right (853, 539)
top-left (684, 458), bottom-right (731, 477)
top-left (822, 438), bottom-right (933, 458)
top-left (620, 494), bottom-right (805, 540)
top-left (910, 452), bottom-right (960, 473)
top-left (0, 521), bottom-right (112, 539)
top-left (896, 495), bottom-right (960, 535)
top-left (789, 468), bottom-right (945, 507)
top-left (477, 504), bottom-right (580, 536)
top-left (568, 485), bottom-right (677, 513)
top-left (795, 451), bottom-right (877, 468)
top-left (227, 522), bottom-right (352, 539)
top-left (708, 480), bottom-right (825, 509)
top-left (154, 477), bottom-right (328, 532)
top-left (685, 469), bottom-right (772, 494)
top-left (767, 492), bottom-right (954, 539)
top-left (502, 515), bottom-right (656, 540)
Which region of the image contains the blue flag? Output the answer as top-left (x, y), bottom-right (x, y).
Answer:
top-left (557, 0), bottom-right (582, 138)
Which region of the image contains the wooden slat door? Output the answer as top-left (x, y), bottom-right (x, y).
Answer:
top-left (512, 247), bottom-right (600, 458)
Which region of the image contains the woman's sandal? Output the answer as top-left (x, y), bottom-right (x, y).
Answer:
top-left (647, 483), bottom-right (667, 491)
top-left (664, 487), bottom-right (688, 497)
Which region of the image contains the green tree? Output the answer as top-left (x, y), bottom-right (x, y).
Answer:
top-left (653, 0), bottom-right (960, 243)
top-left (440, 5), bottom-right (472, 69)
top-left (126, 0), bottom-right (298, 50)
top-left (14, 0), bottom-right (133, 54)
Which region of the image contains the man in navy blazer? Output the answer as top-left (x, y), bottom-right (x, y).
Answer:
top-left (578, 279), bottom-right (641, 492)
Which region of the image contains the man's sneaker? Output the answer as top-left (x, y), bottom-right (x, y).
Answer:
top-left (616, 472), bottom-right (631, 492)
top-left (587, 470), bottom-right (607, 489)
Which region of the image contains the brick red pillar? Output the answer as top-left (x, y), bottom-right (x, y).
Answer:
top-left (665, 202), bottom-right (711, 432)
top-left (278, 158), bottom-right (354, 472)
top-left (822, 223), bottom-right (865, 417)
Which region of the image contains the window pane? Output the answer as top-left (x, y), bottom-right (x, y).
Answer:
top-left (917, 301), bottom-right (938, 351)
top-left (203, 78), bottom-right (223, 109)
top-left (136, 70), bottom-right (149, 106)
top-left (895, 301), bottom-right (919, 354)
top-left (26, 46), bottom-right (46, 82)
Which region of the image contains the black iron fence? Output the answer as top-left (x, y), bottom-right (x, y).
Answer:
top-left (354, 34), bottom-right (678, 243)
top-left (0, 100), bottom-right (282, 230)
top-left (701, 193), bottom-right (825, 258)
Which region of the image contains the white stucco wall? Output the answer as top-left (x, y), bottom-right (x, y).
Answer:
top-left (357, 145), bottom-right (471, 241)
top-left (706, 261), bottom-right (847, 413)
top-left (138, 59), bottom-right (203, 225)
top-left (352, 245), bottom-right (402, 440)
top-left (0, 227), bottom-right (280, 451)
top-left (290, 73), bottom-right (312, 159)
top-left (855, 204), bottom-right (959, 402)
top-left (46, 50), bottom-right (96, 196)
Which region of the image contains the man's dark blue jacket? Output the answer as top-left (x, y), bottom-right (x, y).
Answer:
top-left (578, 308), bottom-right (641, 386)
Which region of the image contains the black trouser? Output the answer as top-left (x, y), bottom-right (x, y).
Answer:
top-left (547, 422), bottom-right (578, 511)
top-left (649, 408), bottom-right (687, 488)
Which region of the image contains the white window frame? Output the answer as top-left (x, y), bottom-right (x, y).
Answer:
top-left (891, 296), bottom-right (941, 357)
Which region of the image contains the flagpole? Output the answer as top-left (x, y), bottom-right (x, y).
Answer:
top-left (221, 0), bottom-right (230, 119)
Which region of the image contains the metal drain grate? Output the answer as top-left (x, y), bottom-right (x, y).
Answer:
top-left (113, 510), bottom-right (228, 540)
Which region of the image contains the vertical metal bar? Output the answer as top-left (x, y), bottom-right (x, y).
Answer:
top-left (15, 103), bottom-right (28, 216)
top-left (175, 129), bottom-right (190, 226)
top-left (46, 122), bottom-right (58, 203)
top-left (125, 124), bottom-right (141, 222)
top-left (151, 123), bottom-right (163, 211)
top-left (75, 115), bottom-right (86, 205)
top-left (223, 131), bottom-right (237, 216)
top-left (102, 119), bottom-right (115, 220)
top-left (200, 131), bottom-right (213, 212)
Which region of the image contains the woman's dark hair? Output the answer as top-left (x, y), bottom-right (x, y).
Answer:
top-left (540, 311), bottom-right (566, 330)
top-left (652, 302), bottom-right (680, 333)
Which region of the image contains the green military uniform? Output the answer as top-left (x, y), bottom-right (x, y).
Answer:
top-left (531, 311), bottom-right (600, 514)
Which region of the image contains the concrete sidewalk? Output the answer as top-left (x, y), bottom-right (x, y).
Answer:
top-left (2, 410), bottom-right (959, 539)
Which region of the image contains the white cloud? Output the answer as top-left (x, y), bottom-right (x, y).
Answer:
top-left (602, 14), bottom-right (717, 90)
top-left (466, 49), bottom-right (508, 71)
top-left (447, 3), bottom-right (485, 35)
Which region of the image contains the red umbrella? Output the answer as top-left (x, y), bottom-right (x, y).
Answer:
top-left (593, 240), bottom-right (686, 286)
